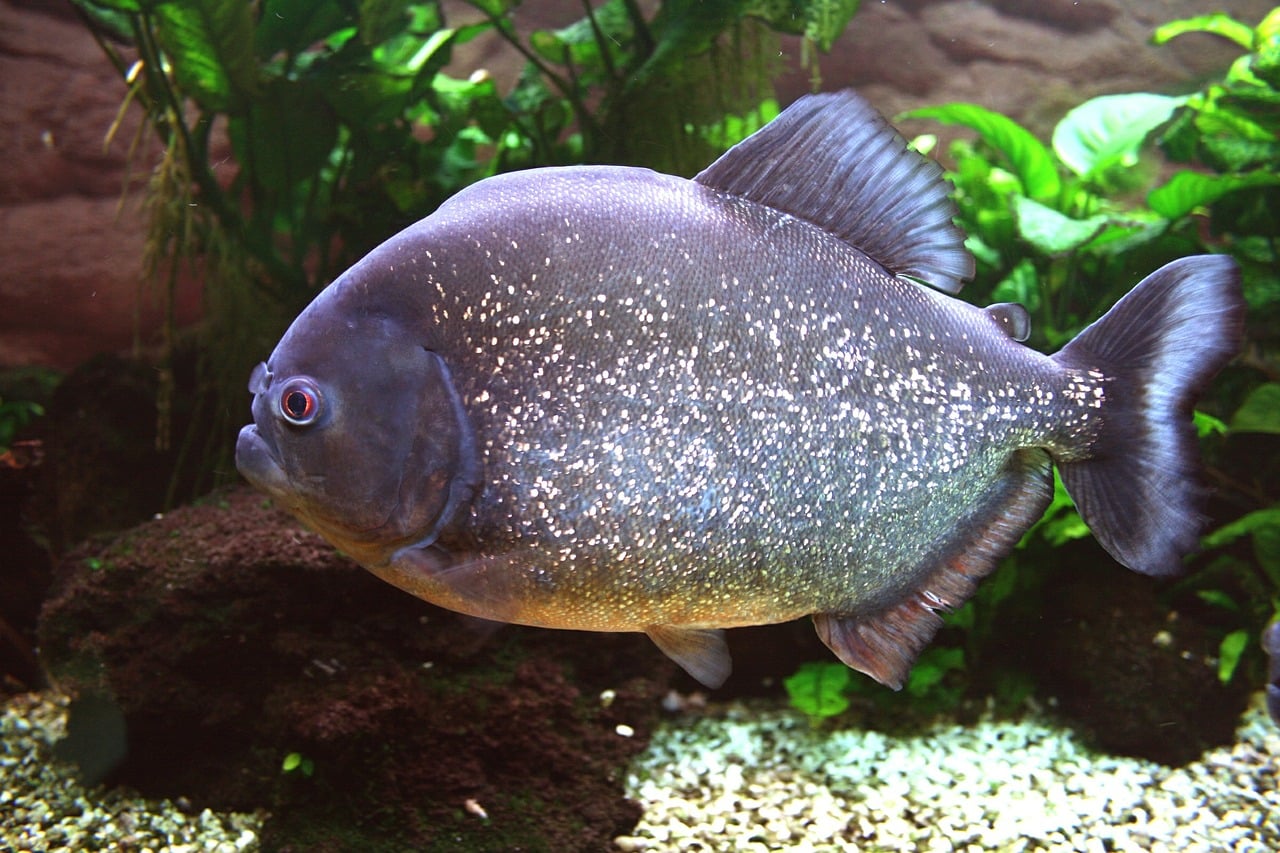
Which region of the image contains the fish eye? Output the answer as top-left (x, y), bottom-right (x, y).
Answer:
top-left (278, 377), bottom-right (323, 426)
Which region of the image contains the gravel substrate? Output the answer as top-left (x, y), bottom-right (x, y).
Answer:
top-left (619, 695), bottom-right (1280, 852)
top-left (5, 689), bottom-right (1278, 851)
top-left (1, 693), bottom-right (262, 853)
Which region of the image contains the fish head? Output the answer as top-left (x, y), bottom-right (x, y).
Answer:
top-left (235, 287), bottom-right (478, 568)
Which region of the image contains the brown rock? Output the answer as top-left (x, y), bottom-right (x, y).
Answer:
top-left (38, 484), bottom-right (668, 848)
top-left (0, 0), bottom-right (197, 369)
top-left (0, 195), bottom-right (200, 368)
top-left (989, 0), bottom-right (1119, 32)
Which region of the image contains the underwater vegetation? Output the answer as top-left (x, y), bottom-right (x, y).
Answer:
top-left (778, 7), bottom-right (1280, 726)
top-left (68, 0), bottom-right (857, 493)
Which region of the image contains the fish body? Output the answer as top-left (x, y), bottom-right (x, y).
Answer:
top-left (236, 92), bottom-right (1244, 688)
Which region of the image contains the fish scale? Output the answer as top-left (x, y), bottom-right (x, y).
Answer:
top-left (236, 90), bottom-right (1243, 691)
top-left (431, 181), bottom-right (1022, 609)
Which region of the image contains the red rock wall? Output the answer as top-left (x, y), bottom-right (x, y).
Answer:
top-left (1, 0), bottom-right (1270, 370)
top-left (0, 0), bottom-right (202, 370)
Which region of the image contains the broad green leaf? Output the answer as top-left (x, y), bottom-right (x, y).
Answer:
top-left (1151, 13), bottom-right (1255, 50)
top-left (784, 661), bottom-right (851, 719)
top-left (903, 103), bottom-right (1061, 202)
top-left (1202, 505), bottom-right (1280, 549)
top-left (629, 0), bottom-right (750, 90)
top-left (1012, 195), bottom-right (1111, 255)
top-left (154, 0), bottom-right (259, 112)
top-left (1260, 7), bottom-right (1280, 43)
top-left (1052, 93), bottom-right (1185, 178)
top-left (1193, 96), bottom-right (1278, 144)
top-left (1231, 383), bottom-right (1280, 434)
top-left (1217, 630), bottom-right (1249, 683)
top-left (257, 0), bottom-right (349, 59)
top-left (242, 79), bottom-right (338, 194)
top-left (905, 647), bottom-right (965, 699)
top-left (359, 0), bottom-right (416, 46)
top-left (1149, 170), bottom-right (1280, 218)
top-left (531, 0), bottom-right (633, 67)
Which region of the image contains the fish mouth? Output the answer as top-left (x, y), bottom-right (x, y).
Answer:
top-left (235, 423), bottom-right (290, 497)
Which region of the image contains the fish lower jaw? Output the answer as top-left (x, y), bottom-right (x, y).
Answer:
top-left (234, 425), bottom-right (291, 498)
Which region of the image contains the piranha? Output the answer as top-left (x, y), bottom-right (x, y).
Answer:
top-left (235, 90), bottom-right (1244, 690)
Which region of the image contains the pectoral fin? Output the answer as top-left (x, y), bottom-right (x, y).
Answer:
top-left (645, 625), bottom-right (732, 688)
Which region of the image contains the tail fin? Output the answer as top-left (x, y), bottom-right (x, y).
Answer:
top-left (1052, 255), bottom-right (1244, 576)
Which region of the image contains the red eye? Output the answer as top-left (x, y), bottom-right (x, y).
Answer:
top-left (278, 378), bottom-right (322, 426)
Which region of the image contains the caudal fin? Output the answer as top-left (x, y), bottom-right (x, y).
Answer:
top-left (1052, 255), bottom-right (1244, 576)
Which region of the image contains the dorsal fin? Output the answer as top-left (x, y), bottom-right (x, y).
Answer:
top-left (694, 91), bottom-right (974, 294)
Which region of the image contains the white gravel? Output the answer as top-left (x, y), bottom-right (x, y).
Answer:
top-left (6, 689), bottom-right (1277, 852)
top-left (1, 692), bottom-right (263, 853)
top-left (619, 694), bottom-right (1280, 852)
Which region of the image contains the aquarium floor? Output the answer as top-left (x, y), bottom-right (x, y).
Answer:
top-left (3, 690), bottom-right (1278, 852)
top-left (620, 695), bottom-right (1280, 852)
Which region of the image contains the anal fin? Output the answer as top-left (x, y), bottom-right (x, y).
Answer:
top-left (646, 625), bottom-right (732, 688)
top-left (815, 449), bottom-right (1054, 690)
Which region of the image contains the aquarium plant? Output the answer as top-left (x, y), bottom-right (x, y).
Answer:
top-left (868, 6), bottom-right (1280, 704)
top-left (70, 0), bottom-right (860, 495)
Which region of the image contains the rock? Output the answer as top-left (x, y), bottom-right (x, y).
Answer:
top-left (1024, 555), bottom-right (1252, 765)
top-left (0, 0), bottom-right (202, 370)
top-left (37, 485), bottom-right (669, 849)
top-left (990, 0), bottom-right (1119, 32)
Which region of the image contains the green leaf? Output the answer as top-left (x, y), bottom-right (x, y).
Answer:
top-left (531, 0), bottom-right (633, 68)
top-left (1195, 589), bottom-right (1239, 611)
top-left (154, 0), bottom-right (259, 112)
top-left (359, 0), bottom-right (415, 45)
top-left (1231, 383), bottom-right (1280, 434)
top-left (1194, 410), bottom-right (1229, 438)
top-left (468, 0), bottom-right (520, 15)
top-left (1202, 506), bottom-right (1280, 549)
top-left (1216, 630), bottom-right (1249, 683)
top-left (905, 647), bottom-right (965, 699)
top-left (1255, 522), bottom-right (1280, 586)
top-left (990, 258), bottom-right (1040, 313)
top-left (1149, 169), bottom-right (1280, 218)
top-left (784, 661), bottom-right (851, 719)
top-left (1052, 93), bottom-right (1186, 178)
top-left (282, 752), bottom-right (302, 772)
top-left (750, 0), bottom-right (861, 52)
top-left (257, 0), bottom-right (349, 59)
top-left (1012, 195), bottom-right (1111, 255)
top-left (1260, 7), bottom-right (1280, 43)
top-left (242, 79), bottom-right (338, 194)
top-left (1151, 13), bottom-right (1255, 50)
top-left (696, 98), bottom-right (780, 149)
top-left (903, 103), bottom-right (1061, 202)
